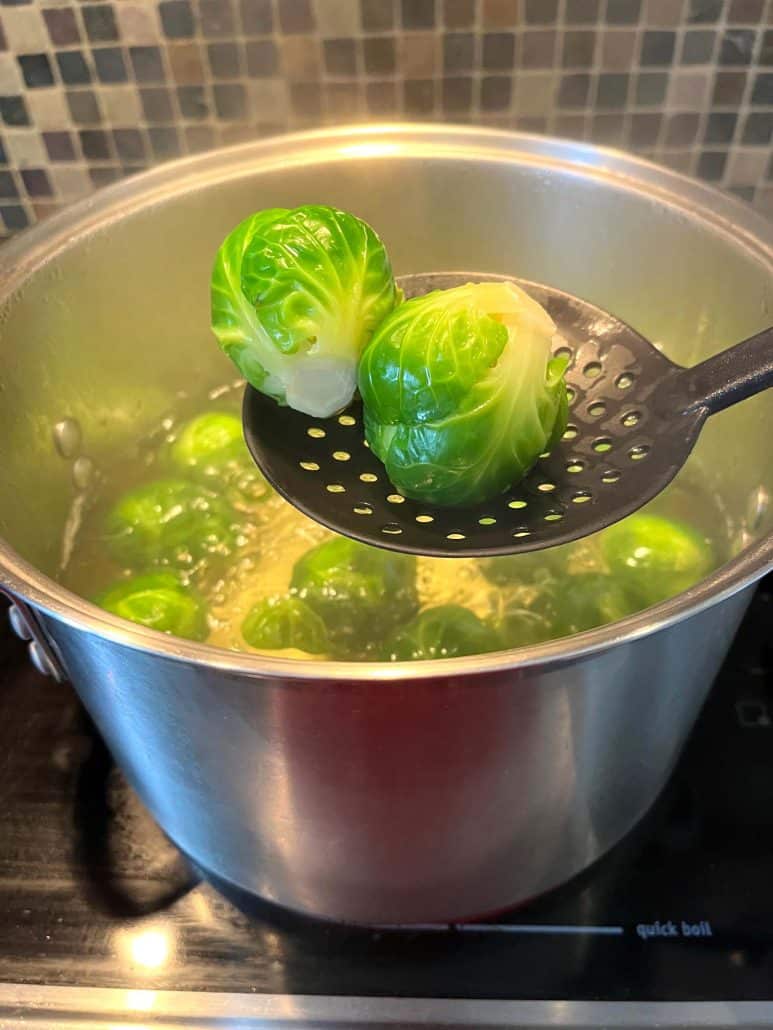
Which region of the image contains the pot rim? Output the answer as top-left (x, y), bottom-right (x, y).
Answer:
top-left (1, 122), bottom-right (771, 682)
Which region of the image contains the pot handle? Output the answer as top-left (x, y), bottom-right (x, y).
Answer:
top-left (0, 589), bottom-right (68, 682)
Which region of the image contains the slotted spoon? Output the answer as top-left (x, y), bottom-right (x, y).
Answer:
top-left (242, 272), bottom-right (773, 558)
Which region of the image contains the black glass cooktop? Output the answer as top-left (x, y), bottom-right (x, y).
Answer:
top-left (0, 579), bottom-right (772, 1002)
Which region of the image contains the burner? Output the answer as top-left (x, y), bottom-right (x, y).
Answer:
top-left (0, 580), bottom-right (772, 1001)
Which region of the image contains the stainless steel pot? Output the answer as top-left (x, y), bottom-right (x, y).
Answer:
top-left (0, 125), bottom-right (771, 924)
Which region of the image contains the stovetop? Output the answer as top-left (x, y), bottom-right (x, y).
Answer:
top-left (0, 579), bottom-right (772, 1018)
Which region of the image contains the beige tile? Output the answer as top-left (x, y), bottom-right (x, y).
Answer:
top-left (644, 0), bottom-right (685, 24)
top-left (313, 0), bottom-right (359, 36)
top-left (481, 0), bottom-right (520, 26)
top-left (168, 42), bottom-right (205, 84)
top-left (116, 3), bottom-right (161, 45)
top-left (99, 86), bottom-right (143, 125)
top-left (668, 72), bottom-right (710, 108)
top-left (280, 36), bottom-right (322, 79)
top-left (4, 130), bottom-right (46, 167)
top-left (513, 73), bottom-right (557, 115)
top-left (24, 88), bottom-right (71, 129)
top-left (248, 79), bottom-right (290, 119)
top-left (727, 147), bottom-right (769, 185)
top-left (51, 165), bottom-right (92, 201)
top-left (1, 7), bottom-right (49, 52)
top-left (0, 52), bottom-right (22, 94)
top-left (601, 30), bottom-right (637, 69)
top-left (397, 33), bottom-right (438, 76)
top-left (755, 186), bottom-right (773, 219)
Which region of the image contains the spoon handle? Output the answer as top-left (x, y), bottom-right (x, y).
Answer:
top-left (675, 326), bottom-right (773, 417)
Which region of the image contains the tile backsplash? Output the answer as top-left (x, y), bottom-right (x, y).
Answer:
top-left (0, 0), bottom-right (770, 237)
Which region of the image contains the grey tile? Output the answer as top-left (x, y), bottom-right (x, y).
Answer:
top-left (0, 169), bottom-right (16, 197)
top-left (364, 36), bottom-right (396, 74)
top-left (140, 86), bottom-right (174, 122)
top-left (481, 74), bottom-right (512, 108)
top-left (483, 32), bottom-right (515, 69)
top-left (159, 1), bottom-right (195, 39)
top-left (213, 82), bottom-right (245, 118)
top-left (629, 111), bottom-right (662, 145)
top-left (752, 71), bottom-right (773, 102)
top-left (185, 124), bottom-right (216, 151)
top-left (566, 0), bottom-right (600, 21)
top-left (66, 89), bottom-right (101, 124)
top-left (591, 112), bottom-right (626, 142)
top-left (365, 78), bottom-right (397, 112)
top-left (208, 41), bottom-right (240, 78)
top-left (401, 0), bottom-right (436, 28)
top-left (525, 0), bottom-right (558, 20)
top-left (361, 0), bottom-right (395, 30)
top-left (665, 112), bottom-right (700, 143)
top-left (742, 110), bottom-right (773, 142)
top-left (442, 74), bottom-right (472, 110)
top-left (89, 166), bottom-right (122, 188)
top-left (554, 113), bottom-right (587, 138)
top-left (688, 0), bottom-right (723, 21)
top-left (562, 30), bottom-right (596, 67)
top-left (199, 0), bottom-right (236, 37)
top-left (1, 205), bottom-right (28, 231)
top-left (704, 110), bottom-right (738, 140)
top-left (727, 185), bottom-right (755, 202)
top-left (516, 115), bottom-right (548, 131)
top-left (605, 0), bottom-right (642, 23)
top-left (42, 8), bottom-right (80, 46)
top-left (148, 126), bottom-right (181, 158)
top-left (761, 29), bottom-right (773, 65)
top-left (324, 81), bottom-right (362, 116)
top-left (597, 71), bottom-right (630, 106)
top-left (177, 83), bottom-right (209, 117)
top-left (129, 46), bottom-right (165, 83)
top-left (324, 38), bottom-right (357, 75)
top-left (697, 149), bottom-right (728, 179)
top-left (635, 70), bottom-right (668, 103)
top-left (43, 130), bottom-right (76, 161)
top-left (728, 0), bottom-right (764, 18)
top-left (83, 4), bottom-right (119, 43)
top-left (79, 128), bottom-right (110, 159)
top-left (681, 29), bottom-right (715, 63)
top-left (246, 39), bottom-right (278, 77)
top-left (240, 0), bottom-right (273, 33)
top-left (601, 29), bottom-right (636, 68)
top-left (17, 52), bottom-right (54, 87)
top-left (521, 30), bottom-right (556, 68)
top-left (558, 73), bottom-right (591, 106)
top-left (444, 31), bottom-right (475, 71)
top-left (640, 30), bottom-right (676, 65)
top-left (112, 127), bottom-right (146, 161)
top-left (93, 47), bottom-right (128, 84)
top-left (56, 50), bottom-right (92, 85)
top-left (719, 28), bottom-right (756, 64)
top-left (278, 0), bottom-right (314, 33)
top-left (443, 0), bottom-right (475, 26)
top-left (403, 77), bottom-right (434, 113)
top-left (712, 69), bottom-right (747, 102)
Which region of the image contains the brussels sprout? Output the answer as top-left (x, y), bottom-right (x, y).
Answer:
top-left (359, 281), bottom-right (568, 506)
top-left (211, 205), bottom-right (401, 417)
top-left (171, 411), bottom-right (272, 507)
top-left (242, 596), bottom-right (329, 654)
top-left (171, 412), bottom-right (245, 471)
top-left (382, 605), bottom-right (502, 662)
top-left (600, 513), bottom-right (714, 608)
top-left (97, 571), bottom-right (207, 640)
top-left (290, 536), bottom-right (418, 657)
top-left (533, 572), bottom-right (637, 637)
top-left (105, 478), bottom-right (236, 568)
top-left (480, 548), bottom-right (567, 588)
top-left (496, 605), bottom-right (553, 649)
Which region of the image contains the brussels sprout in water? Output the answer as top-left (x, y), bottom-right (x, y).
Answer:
top-left (358, 281), bottom-right (569, 506)
top-left (382, 605), bottom-right (501, 662)
top-left (97, 571), bottom-right (207, 640)
top-left (211, 205), bottom-right (401, 418)
top-left (290, 536), bottom-right (418, 657)
top-left (171, 412), bottom-right (271, 507)
top-left (600, 513), bottom-right (714, 608)
top-left (242, 596), bottom-right (329, 655)
top-left (105, 478), bottom-right (236, 568)
top-left (533, 571), bottom-right (637, 637)
top-left (496, 605), bottom-right (553, 649)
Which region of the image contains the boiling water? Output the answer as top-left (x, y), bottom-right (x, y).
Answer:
top-left (59, 383), bottom-right (730, 660)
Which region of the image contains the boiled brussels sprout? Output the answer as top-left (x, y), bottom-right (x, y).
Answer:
top-left (171, 411), bottom-right (271, 507)
top-left (533, 571), bottom-right (637, 637)
top-left (242, 596), bottom-right (329, 654)
top-left (211, 205), bottom-right (400, 417)
top-left (171, 412), bottom-right (244, 471)
top-left (358, 281), bottom-right (568, 506)
top-left (105, 478), bottom-right (236, 568)
top-left (496, 604), bottom-right (553, 649)
top-left (97, 571), bottom-right (207, 640)
top-left (382, 604), bottom-right (501, 662)
top-left (600, 513), bottom-right (714, 608)
top-left (290, 536), bottom-right (418, 657)
top-left (480, 547), bottom-right (567, 588)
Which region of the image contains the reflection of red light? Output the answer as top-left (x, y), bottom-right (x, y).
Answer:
top-left (270, 667), bottom-right (544, 920)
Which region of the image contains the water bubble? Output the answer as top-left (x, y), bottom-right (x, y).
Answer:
top-left (53, 418), bottom-right (81, 459)
top-left (72, 456), bottom-right (94, 490)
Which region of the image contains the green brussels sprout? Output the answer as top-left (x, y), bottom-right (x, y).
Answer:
top-left (171, 411), bottom-right (272, 507)
top-left (105, 478), bottom-right (236, 568)
top-left (496, 605), bottom-right (553, 649)
top-left (97, 571), bottom-right (207, 640)
top-left (533, 572), bottom-right (637, 637)
top-left (290, 536), bottom-right (418, 657)
top-left (171, 411), bottom-right (245, 471)
top-left (242, 596), bottom-right (329, 654)
top-left (358, 281), bottom-right (568, 506)
top-left (382, 605), bottom-right (502, 662)
top-left (211, 205), bottom-right (401, 417)
top-left (600, 513), bottom-right (714, 608)
top-left (480, 548), bottom-right (567, 588)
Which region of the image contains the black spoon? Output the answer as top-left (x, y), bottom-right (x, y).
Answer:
top-left (243, 272), bottom-right (773, 558)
